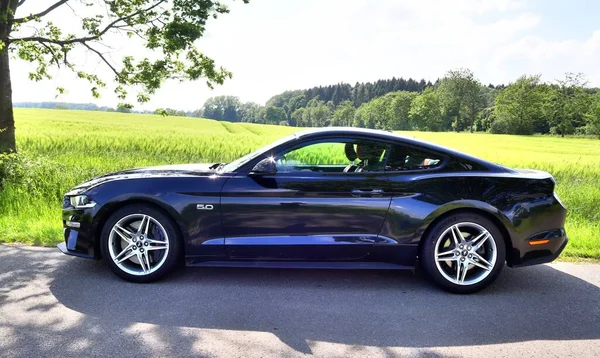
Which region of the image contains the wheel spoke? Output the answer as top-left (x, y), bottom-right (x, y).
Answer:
top-left (115, 247), bottom-right (136, 264)
top-left (146, 245), bottom-right (168, 252)
top-left (146, 238), bottom-right (168, 245)
top-left (436, 249), bottom-right (454, 257)
top-left (137, 215), bottom-right (150, 236)
top-left (113, 225), bottom-right (134, 243)
top-left (473, 254), bottom-right (493, 269)
top-left (470, 258), bottom-right (492, 271)
top-left (138, 252), bottom-right (149, 273)
top-left (468, 232), bottom-right (487, 246)
top-left (436, 250), bottom-right (457, 262)
top-left (472, 233), bottom-right (490, 251)
top-left (451, 225), bottom-right (465, 246)
top-left (459, 262), bottom-right (469, 282)
top-left (143, 251), bottom-right (151, 271)
top-left (456, 262), bottom-right (469, 283)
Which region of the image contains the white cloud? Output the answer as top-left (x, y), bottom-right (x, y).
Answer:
top-left (8, 0), bottom-right (600, 110)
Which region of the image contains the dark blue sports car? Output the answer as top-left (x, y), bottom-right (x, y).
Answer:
top-left (59, 128), bottom-right (568, 293)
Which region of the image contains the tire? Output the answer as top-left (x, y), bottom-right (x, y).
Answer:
top-left (420, 212), bottom-right (506, 294)
top-left (100, 204), bottom-right (182, 283)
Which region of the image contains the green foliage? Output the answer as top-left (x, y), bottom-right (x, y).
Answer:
top-left (0, 152), bottom-right (23, 189)
top-left (331, 101), bottom-right (355, 127)
top-left (202, 96), bottom-right (242, 121)
top-left (386, 91), bottom-right (417, 130)
top-left (264, 106), bottom-right (287, 125)
top-left (437, 68), bottom-right (484, 132)
top-left (4, 0), bottom-right (249, 106)
top-left (545, 73), bottom-right (592, 136)
top-left (409, 88), bottom-right (444, 131)
top-left (493, 75), bottom-right (545, 135)
top-left (585, 94), bottom-right (600, 138)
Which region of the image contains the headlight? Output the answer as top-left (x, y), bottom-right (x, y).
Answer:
top-left (69, 195), bottom-right (97, 209)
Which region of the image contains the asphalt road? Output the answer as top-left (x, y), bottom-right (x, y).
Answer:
top-left (1, 245), bottom-right (600, 358)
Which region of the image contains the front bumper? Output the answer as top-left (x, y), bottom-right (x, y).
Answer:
top-left (58, 203), bottom-right (99, 259)
top-left (57, 242), bottom-right (95, 259)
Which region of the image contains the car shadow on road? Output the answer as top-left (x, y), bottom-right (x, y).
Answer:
top-left (46, 255), bottom-right (600, 354)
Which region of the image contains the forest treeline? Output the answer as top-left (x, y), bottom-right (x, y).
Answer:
top-left (196, 69), bottom-right (600, 137)
top-left (16, 69), bottom-right (600, 137)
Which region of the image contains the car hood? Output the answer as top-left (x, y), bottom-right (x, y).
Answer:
top-left (67, 163), bottom-right (217, 194)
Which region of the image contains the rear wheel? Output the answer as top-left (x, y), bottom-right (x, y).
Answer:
top-left (100, 204), bottom-right (182, 283)
top-left (420, 213), bottom-right (506, 293)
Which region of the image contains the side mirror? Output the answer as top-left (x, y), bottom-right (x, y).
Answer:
top-left (250, 157), bottom-right (277, 175)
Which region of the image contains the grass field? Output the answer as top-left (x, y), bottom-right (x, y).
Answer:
top-left (1, 108), bottom-right (599, 260)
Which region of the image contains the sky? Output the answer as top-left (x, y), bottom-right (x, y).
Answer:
top-left (9, 0), bottom-right (600, 110)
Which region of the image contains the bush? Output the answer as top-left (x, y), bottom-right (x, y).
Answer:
top-left (489, 119), bottom-right (509, 134)
top-left (0, 153), bottom-right (25, 189)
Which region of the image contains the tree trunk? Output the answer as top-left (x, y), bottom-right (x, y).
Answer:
top-left (1, 0), bottom-right (18, 153)
top-left (0, 40), bottom-right (16, 153)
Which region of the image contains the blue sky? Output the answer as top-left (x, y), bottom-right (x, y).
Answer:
top-left (531, 0), bottom-right (599, 41)
top-left (9, 0), bottom-right (600, 110)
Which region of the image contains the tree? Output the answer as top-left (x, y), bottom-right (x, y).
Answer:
top-left (586, 93), bottom-right (600, 138)
top-left (116, 103), bottom-right (132, 113)
top-left (493, 75), bottom-right (545, 135)
top-left (353, 102), bottom-right (377, 129)
top-left (264, 105), bottom-right (286, 124)
top-left (409, 88), bottom-right (444, 131)
top-left (311, 104), bottom-right (331, 127)
top-left (202, 96), bottom-right (242, 121)
top-left (437, 68), bottom-right (484, 132)
top-left (331, 100), bottom-right (355, 127)
top-left (545, 73), bottom-right (591, 136)
top-left (0, 0), bottom-right (248, 152)
top-left (291, 108), bottom-right (305, 127)
top-left (238, 102), bottom-right (262, 123)
top-left (386, 91), bottom-right (417, 130)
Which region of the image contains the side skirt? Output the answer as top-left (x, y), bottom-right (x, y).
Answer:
top-left (185, 259), bottom-right (415, 271)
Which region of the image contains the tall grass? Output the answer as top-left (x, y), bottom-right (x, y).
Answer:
top-left (1, 108), bottom-right (598, 259)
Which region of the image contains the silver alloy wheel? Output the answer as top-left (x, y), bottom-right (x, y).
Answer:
top-left (108, 214), bottom-right (170, 276)
top-left (434, 222), bottom-right (497, 286)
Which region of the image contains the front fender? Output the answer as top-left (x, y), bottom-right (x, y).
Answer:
top-left (86, 176), bottom-right (228, 259)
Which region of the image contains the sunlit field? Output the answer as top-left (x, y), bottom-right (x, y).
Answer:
top-left (1, 108), bottom-right (599, 260)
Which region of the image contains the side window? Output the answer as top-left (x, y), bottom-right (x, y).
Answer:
top-left (386, 145), bottom-right (442, 171)
top-left (276, 139), bottom-right (389, 173)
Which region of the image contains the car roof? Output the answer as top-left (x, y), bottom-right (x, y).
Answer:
top-left (294, 127), bottom-right (508, 172)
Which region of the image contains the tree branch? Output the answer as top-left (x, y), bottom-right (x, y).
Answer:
top-left (39, 42), bottom-right (61, 67)
top-left (17, 0), bottom-right (27, 7)
top-left (81, 42), bottom-right (120, 80)
top-left (12, 0), bottom-right (69, 24)
top-left (9, 0), bottom-right (167, 45)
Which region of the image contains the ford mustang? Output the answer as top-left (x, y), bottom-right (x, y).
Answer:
top-left (58, 127), bottom-right (568, 293)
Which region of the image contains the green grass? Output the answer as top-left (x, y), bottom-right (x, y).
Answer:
top-left (1, 108), bottom-right (599, 260)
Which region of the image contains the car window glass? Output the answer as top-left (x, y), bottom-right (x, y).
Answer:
top-left (276, 139), bottom-right (388, 173)
top-left (386, 145), bottom-right (442, 171)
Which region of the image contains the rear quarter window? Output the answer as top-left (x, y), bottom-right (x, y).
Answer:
top-left (385, 145), bottom-right (442, 171)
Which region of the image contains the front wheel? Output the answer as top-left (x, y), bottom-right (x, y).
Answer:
top-left (100, 204), bottom-right (182, 283)
top-left (420, 213), bottom-right (506, 294)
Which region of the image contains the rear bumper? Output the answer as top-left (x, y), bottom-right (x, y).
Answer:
top-left (509, 228), bottom-right (568, 267)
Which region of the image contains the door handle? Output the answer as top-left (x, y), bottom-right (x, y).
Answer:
top-left (351, 189), bottom-right (384, 197)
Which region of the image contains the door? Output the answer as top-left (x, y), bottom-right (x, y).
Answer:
top-left (220, 138), bottom-right (393, 261)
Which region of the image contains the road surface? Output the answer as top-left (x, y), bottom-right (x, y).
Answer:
top-left (1, 245), bottom-right (599, 357)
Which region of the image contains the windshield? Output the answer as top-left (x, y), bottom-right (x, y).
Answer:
top-left (219, 133), bottom-right (298, 173)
